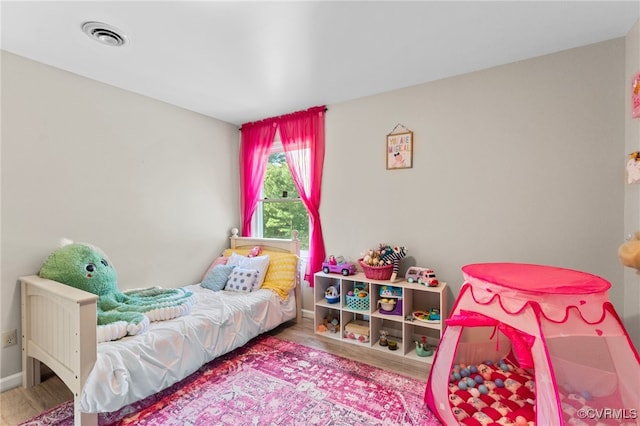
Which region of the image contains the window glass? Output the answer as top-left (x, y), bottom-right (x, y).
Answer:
top-left (253, 144), bottom-right (310, 252)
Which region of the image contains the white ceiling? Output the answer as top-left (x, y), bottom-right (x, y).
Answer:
top-left (2, 1), bottom-right (639, 125)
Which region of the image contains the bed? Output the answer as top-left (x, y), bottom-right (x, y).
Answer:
top-left (20, 229), bottom-right (302, 426)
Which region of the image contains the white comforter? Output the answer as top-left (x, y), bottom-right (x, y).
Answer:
top-left (79, 284), bottom-right (296, 413)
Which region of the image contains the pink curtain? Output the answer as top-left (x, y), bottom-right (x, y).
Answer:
top-left (278, 106), bottom-right (327, 283)
top-left (239, 119), bottom-right (277, 236)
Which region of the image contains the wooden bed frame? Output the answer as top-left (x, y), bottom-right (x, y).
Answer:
top-left (20, 229), bottom-right (301, 425)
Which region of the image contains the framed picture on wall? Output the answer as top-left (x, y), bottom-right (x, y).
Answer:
top-left (387, 131), bottom-right (413, 169)
top-left (632, 72), bottom-right (640, 119)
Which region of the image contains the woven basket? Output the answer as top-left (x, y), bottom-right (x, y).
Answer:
top-left (346, 293), bottom-right (370, 310)
top-left (358, 259), bottom-right (394, 280)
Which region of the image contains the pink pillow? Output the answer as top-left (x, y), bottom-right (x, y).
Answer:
top-left (201, 256), bottom-right (228, 281)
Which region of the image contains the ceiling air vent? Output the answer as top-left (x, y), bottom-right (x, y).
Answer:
top-left (82, 22), bottom-right (127, 46)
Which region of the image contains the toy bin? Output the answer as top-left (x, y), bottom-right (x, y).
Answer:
top-left (358, 259), bottom-right (394, 280)
top-left (378, 285), bottom-right (403, 315)
top-left (344, 319), bottom-right (370, 343)
top-left (346, 282), bottom-right (369, 310)
top-left (378, 298), bottom-right (403, 316)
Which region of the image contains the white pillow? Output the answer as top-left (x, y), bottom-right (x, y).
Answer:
top-left (226, 253), bottom-right (269, 289)
top-left (225, 267), bottom-right (260, 292)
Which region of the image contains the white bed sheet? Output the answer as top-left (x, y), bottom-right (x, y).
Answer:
top-left (79, 284), bottom-right (296, 413)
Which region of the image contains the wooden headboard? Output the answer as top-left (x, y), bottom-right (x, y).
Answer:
top-left (229, 227), bottom-right (300, 256)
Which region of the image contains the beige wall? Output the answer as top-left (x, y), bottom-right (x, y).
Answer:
top-left (313, 38), bottom-right (632, 344)
top-left (1, 51), bottom-right (239, 381)
top-left (624, 20), bottom-right (640, 349)
top-left (2, 31), bottom-right (637, 385)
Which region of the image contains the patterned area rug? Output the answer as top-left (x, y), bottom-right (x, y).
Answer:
top-left (20, 335), bottom-right (441, 425)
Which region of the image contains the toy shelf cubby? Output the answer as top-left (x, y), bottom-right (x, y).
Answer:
top-left (314, 271), bottom-right (448, 364)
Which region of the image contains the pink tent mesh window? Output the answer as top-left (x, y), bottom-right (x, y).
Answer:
top-left (425, 263), bottom-right (640, 426)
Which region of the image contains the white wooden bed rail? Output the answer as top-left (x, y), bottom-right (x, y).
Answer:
top-left (21, 275), bottom-right (99, 426)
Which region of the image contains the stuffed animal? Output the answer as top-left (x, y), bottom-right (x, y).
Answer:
top-left (248, 246), bottom-right (263, 257)
top-left (380, 245), bottom-right (407, 281)
top-left (39, 240), bottom-right (194, 342)
top-left (362, 249), bottom-right (382, 266)
top-left (380, 245), bottom-right (407, 265)
top-left (619, 231), bottom-right (640, 272)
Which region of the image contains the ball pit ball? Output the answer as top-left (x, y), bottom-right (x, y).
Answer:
top-left (580, 390), bottom-right (592, 401)
top-left (447, 359), bottom-right (541, 425)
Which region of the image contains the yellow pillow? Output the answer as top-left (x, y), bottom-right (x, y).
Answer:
top-left (261, 252), bottom-right (298, 300)
top-left (223, 249), bottom-right (298, 300)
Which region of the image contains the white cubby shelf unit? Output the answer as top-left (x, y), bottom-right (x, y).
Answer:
top-left (313, 271), bottom-right (447, 364)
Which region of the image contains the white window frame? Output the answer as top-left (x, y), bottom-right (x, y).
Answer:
top-left (252, 139), bottom-right (310, 262)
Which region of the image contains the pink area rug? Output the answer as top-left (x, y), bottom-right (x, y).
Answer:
top-left (20, 335), bottom-right (441, 425)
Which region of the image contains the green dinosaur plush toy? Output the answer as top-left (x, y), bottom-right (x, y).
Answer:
top-left (39, 240), bottom-right (194, 342)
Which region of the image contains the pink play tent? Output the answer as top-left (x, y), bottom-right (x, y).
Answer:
top-left (425, 263), bottom-right (640, 425)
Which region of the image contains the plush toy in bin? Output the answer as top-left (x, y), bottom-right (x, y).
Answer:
top-left (39, 239), bottom-right (194, 342)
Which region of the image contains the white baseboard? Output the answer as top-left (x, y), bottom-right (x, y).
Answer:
top-left (301, 308), bottom-right (313, 319)
top-left (0, 372), bottom-right (22, 392)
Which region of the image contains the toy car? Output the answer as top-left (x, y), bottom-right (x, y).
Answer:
top-left (322, 255), bottom-right (357, 276)
top-left (405, 266), bottom-right (439, 287)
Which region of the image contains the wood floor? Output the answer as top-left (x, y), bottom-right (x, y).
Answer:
top-left (0, 317), bottom-right (431, 425)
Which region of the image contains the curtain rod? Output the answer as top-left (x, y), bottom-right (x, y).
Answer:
top-left (239, 106), bottom-right (327, 131)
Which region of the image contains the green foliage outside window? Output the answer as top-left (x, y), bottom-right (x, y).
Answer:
top-left (261, 153), bottom-right (309, 250)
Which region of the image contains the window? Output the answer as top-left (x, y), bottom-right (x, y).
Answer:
top-left (252, 142), bottom-right (310, 252)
